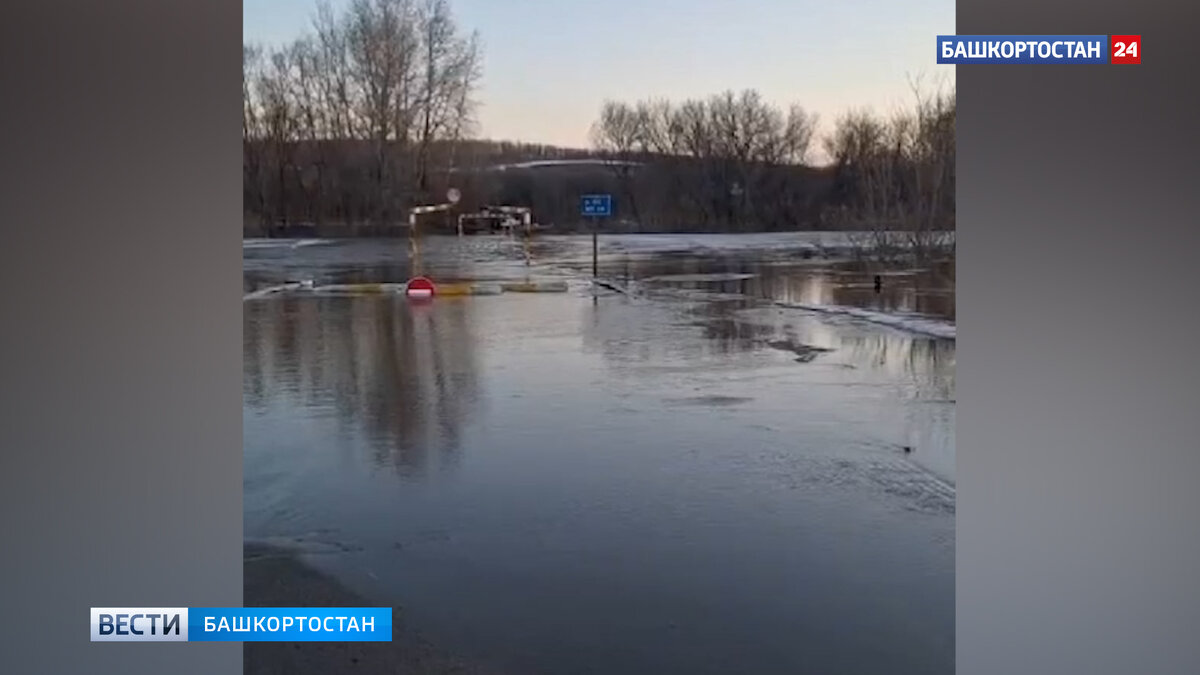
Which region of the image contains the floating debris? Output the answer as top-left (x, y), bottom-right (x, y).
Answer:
top-left (592, 278), bottom-right (635, 295)
top-left (664, 395), bottom-right (755, 407)
top-left (764, 339), bottom-right (835, 363)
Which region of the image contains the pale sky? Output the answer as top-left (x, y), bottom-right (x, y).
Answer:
top-left (244, 0), bottom-right (955, 149)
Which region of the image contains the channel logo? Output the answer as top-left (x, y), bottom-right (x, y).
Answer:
top-left (90, 607), bottom-right (392, 642)
top-left (937, 34), bottom-right (1141, 64)
top-left (91, 608), bottom-right (188, 642)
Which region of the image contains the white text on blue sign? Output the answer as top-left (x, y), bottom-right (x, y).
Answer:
top-left (937, 35), bottom-right (1108, 64)
top-left (90, 607), bottom-right (393, 642)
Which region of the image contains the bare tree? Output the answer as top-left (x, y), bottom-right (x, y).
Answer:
top-left (441, 29), bottom-right (481, 182)
top-left (590, 100), bottom-right (646, 225)
top-left (243, 8), bottom-right (950, 241)
top-left (587, 90), bottom-right (821, 231)
top-left (414, 0), bottom-right (450, 193)
top-left (243, 45), bottom-right (267, 226)
top-left (823, 80), bottom-right (955, 261)
top-left (254, 48), bottom-right (302, 227)
top-left (343, 0), bottom-right (420, 224)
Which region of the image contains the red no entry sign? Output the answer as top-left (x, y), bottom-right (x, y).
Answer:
top-left (405, 276), bottom-right (436, 299)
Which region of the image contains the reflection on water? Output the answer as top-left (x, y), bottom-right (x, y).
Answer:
top-left (620, 254), bottom-right (955, 321)
top-left (245, 297), bottom-right (483, 478)
top-left (244, 236), bottom-right (954, 675)
top-left (244, 235), bottom-right (955, 321)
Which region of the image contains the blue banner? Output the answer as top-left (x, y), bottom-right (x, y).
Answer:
top-left (937, 35), bottom-right (1109, 64)
top-left (187, 607), bottom-right (392, 642)
top-left (581, 194), bottom-right (613, 217)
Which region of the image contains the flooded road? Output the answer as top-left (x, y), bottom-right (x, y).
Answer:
top-left (244, 234), bottom-right (955, 674)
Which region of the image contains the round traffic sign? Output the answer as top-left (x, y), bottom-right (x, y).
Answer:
top-left (405, 276), bottom-right (436, 299)
top-left (447, 188), bottom-right (461, 204)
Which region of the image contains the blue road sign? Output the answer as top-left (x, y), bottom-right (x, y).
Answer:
top-left (581, 194), bottom-right (612, 218)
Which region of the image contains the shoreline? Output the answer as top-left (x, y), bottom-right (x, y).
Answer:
top-left (243, 543), bottom-right (498, 675)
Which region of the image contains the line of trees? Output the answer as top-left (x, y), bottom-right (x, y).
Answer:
top-left (589, 90), bottom-right (820, 231)
top-left (243, 0), bottom-right (481, 231)
top-left (243, 1), bottom-right (953, 243)
top-left (821, 81), bottom-right (956, 257)
top-left (589, 82), bottom-right (955, 242)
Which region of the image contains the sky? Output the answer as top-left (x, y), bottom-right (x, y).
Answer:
top-left (243, 0), bottom-right (955, 149)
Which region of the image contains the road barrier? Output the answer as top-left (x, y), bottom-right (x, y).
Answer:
top-left (244, 279), bottom-right (568, 301)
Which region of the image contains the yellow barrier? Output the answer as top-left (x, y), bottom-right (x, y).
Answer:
top-left (436, 283), bottom-right (475, 296)
top-left (258, 280), bottom-right (567, 298)
top-left (499, 281), bottom-right (569, 293)
top-left (341, 284), bottom-right (385, 294)
top-left (308, 283), bottom-right (406, 295)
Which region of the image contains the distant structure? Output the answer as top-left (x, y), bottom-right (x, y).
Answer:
top-left (406, 202), bottom-right (456, 277)
top-left (457, 205), bottom-right (534, 236)
top-left (450, 159), bottom-right (643, 174)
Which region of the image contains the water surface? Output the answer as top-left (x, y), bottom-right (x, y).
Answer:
top-left (244, 234), bottom-right (955, 674)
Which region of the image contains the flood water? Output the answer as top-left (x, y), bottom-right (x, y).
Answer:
top-left (244, 234), bottom-right (955, 675)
